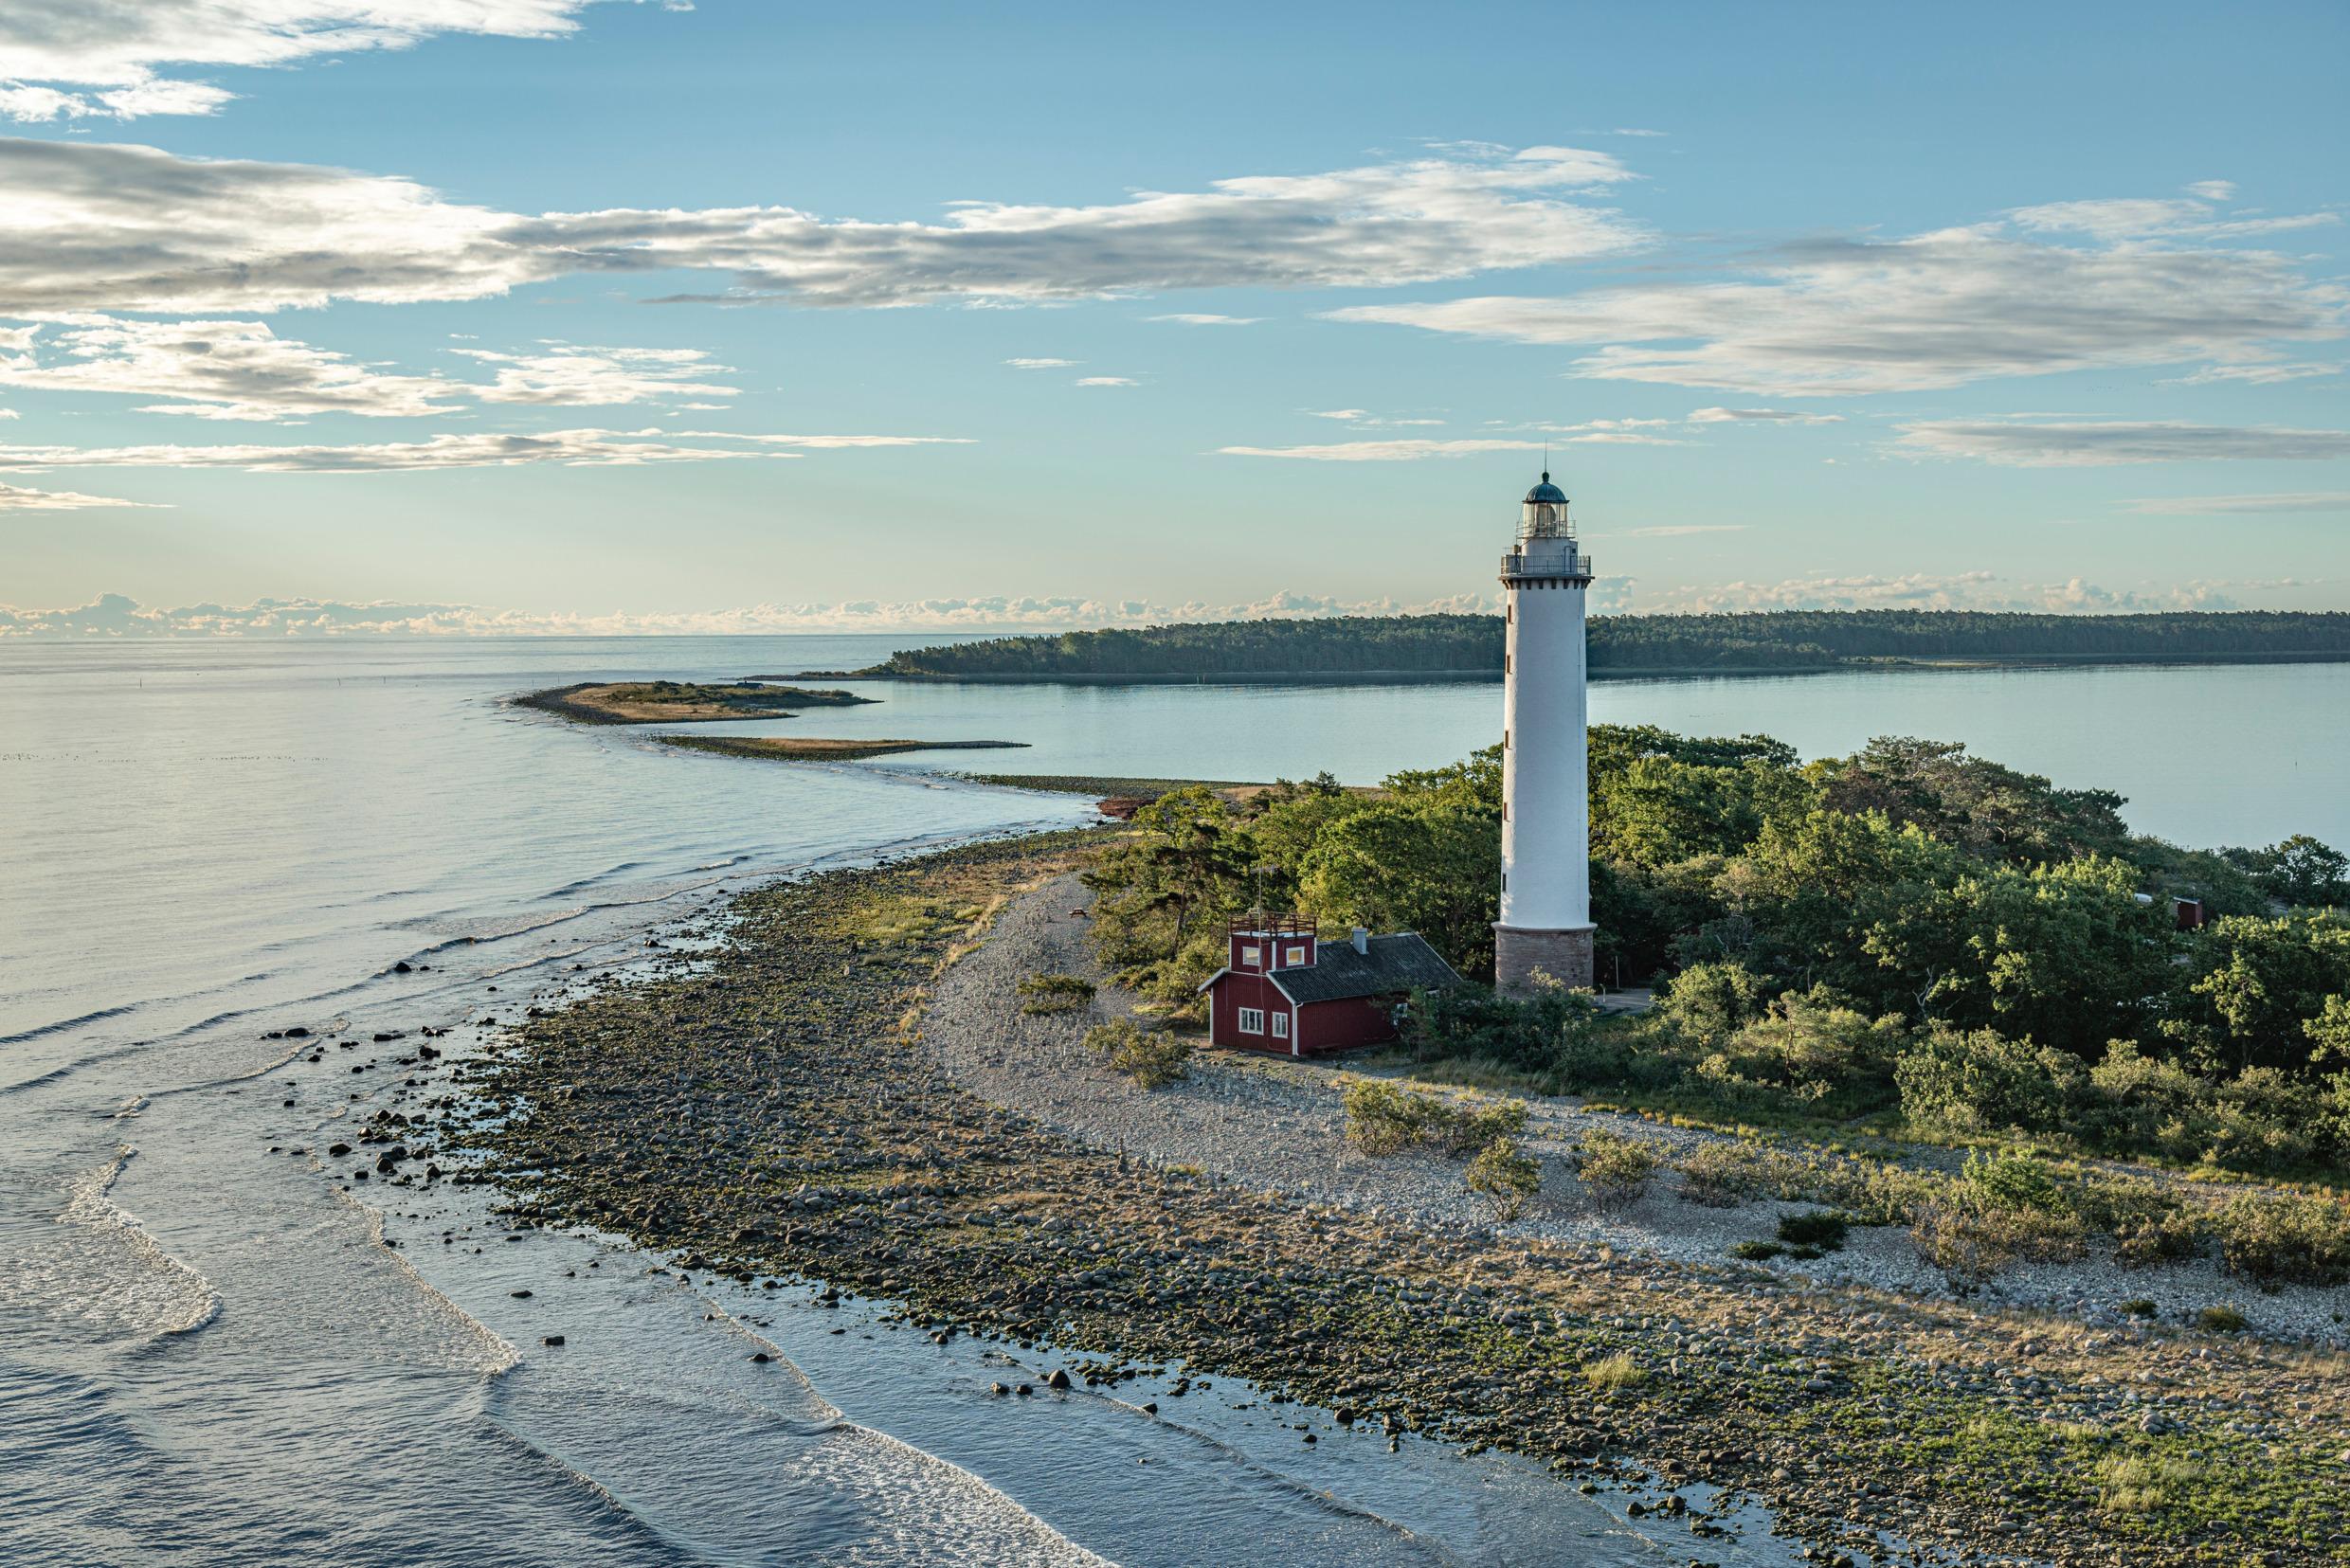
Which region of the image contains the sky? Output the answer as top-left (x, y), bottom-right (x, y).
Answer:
top-left (1, 0), bottom-right (2345, 635)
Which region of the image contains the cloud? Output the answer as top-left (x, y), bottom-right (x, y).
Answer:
top-left (0, 426), bottom-right (967, 474)
top-left (1075, 376), bottom-right (1136, 387)
top-left (1329, 212), bottom-right (2347, 394)
top-left (1306, 408), bottom-right (1368, 421)
top-left (0, 138), bottom-right (1644, 315)
top-left (1147, 313), bottom-right (1261, 325)
top-left (1004, 357), bottom-right (1076, 369)
top-left (2163, 361), bottom-right (2340, 386)
top-left (2119, 491), bottom-right (2350, 515)
top-left (1218, 438), bottom-right (1544, 461)
top-left (1894, 419), bottom-right (2350, 466)
top-left (2185, 180), bottom-right (2237, 202)
top-left (0, 480), bottom-right (164, 511)
top-left (0, 318), bottom-right (742, 420)
top-left (0, 316), bottom-right (460, 420)
top-left (1686, 406), bottom-right (1843, 424)
top-left (448, 343), bottom-right (738, 406)
top-left (2007, 195), bottom-right (2337, 240)
top-left (0, 1), bottom-right (632, 121)
top-left (0, 587), bottom-right (1511, 638)
top-left (1638, 570), bottom-right (2251, 615)
top-left (1610, 128), bottom-right (1668, 138)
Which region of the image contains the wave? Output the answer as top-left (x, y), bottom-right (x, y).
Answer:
top-left (41, 1146), bottom-right (223, 1342)
top-left (0, 1003), bottom-right (139, 1047)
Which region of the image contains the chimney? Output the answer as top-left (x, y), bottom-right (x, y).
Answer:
top-left (1350, 927), bottom-right (1369, 955)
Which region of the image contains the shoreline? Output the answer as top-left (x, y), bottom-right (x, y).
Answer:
top-left (801, 650), bottom-right (2350, 686)
top-left (440, 831), bottom-right (2350, 1568)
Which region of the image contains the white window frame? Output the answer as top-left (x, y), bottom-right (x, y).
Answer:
top-left (1271, 1010), bottom-right (1290, 1040)
top-left (1284, 944), bottom-right (1307, 966)
top-left (1238, 944), bottom-right (1260, 967)
top-left (1237, 1006), bottom-right (1265, 1035)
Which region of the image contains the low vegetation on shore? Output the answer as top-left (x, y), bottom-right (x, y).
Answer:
top-left (840, 609), bottom-right (2350, 681)
top-left (519, 679), bottom-right (874, 724)
top-left (438, 833), bottom-right (2350, 1567)
top-left (660, 735), bottom-right (1029, 763)
top-left (1080, 730), bottom-right (2350, 1288)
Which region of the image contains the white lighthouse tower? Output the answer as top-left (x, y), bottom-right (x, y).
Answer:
top-left (1495, 472), bottom-right (1596, 994)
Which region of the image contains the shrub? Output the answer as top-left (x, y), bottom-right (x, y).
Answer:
top-left (1729, 1239), bottom-right (1786, 1261)
top-left (1081, 1019), bottom-right (1192, 1090)
top-left (2211, 1192), bottom-right (2350, 1289)
top-left (1017, 972), bottom-right (1097, 1016)
top-left (1575, 1127), bottom-right (1663, 1207)
top-left (1657, 960), bottom-right (1770, 1048)
top-left (1961, 1149), bottom-right (2070, 1215)
top-left (1438, 1098), bottom-right (1530, 1157)
top-left (1343, 1081), bottom-right (1445, 1155)
top-left (1895, 1025), bottom-right (2084, 1137)
top-left (1345, 1082), bottom-right (1528, 1162)
top-left (1776, 1210), bottom-right (1850, 1251)
top-left (1465, 1137), bottom-right (1543, 1220)
top-left (1910, 1197), bottom-right (2084, 1289)
top-left (1676, 1141), bottom-right (1773, 1207)
top-left (2112, 1209), bottom-right (2203, 1270)
top-left (2196, 1305), bottom-right (2248, 1333)
top-left (2119, 1298), bottom-right (2157, 1318)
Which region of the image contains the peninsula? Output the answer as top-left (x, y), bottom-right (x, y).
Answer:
top-left (517, 680), bottom-right (876, 725)
top-left (821, 609), bottom-right (2350, 683)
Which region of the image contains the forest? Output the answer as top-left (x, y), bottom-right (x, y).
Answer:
top-left (1081, 730), bottom-right (2350, 1235)
top-left (857, 610), bottom-right (2350, 679)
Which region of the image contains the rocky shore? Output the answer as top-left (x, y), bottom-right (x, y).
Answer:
top-left (441, 831), bottom-right (2350, 1568)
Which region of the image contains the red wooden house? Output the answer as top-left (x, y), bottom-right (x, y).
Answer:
top-left (1198, 914), bottom-right (1462, 1056)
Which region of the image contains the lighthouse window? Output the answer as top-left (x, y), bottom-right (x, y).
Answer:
top-left (1238, 944), bottom-right (1259, 967)
top-left (1285, 945), bottom-right (1307, 966)
top-left (1238, 1007), bottom-right (1265, 1035)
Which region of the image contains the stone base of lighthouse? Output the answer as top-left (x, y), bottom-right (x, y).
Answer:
top-left (1493, 924), bottom-right (1596, 995)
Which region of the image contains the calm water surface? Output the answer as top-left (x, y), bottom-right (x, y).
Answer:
top-left (4, 635), bottom-right (2340, 1568)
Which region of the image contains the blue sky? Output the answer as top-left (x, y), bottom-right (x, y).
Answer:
top-left (2, 0), bottom-right (2345, 633)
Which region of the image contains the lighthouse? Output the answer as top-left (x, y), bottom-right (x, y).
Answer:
top-left (1495, 472), bottom-right (1596, 994)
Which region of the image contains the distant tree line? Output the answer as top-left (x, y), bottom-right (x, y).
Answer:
top-left (860, 611), bottom-right (2350, 679)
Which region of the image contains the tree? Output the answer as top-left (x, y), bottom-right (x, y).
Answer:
top-left (1813, 736), bottom-right (2129, 864)
top-left (1299, 800), bottom-right (1501, 976)
top-left (2228, 835), bottom-right (2350, 909)
top-left (1860, 855), bottom-right (2175, 1050)
top-left (2170, 910), bottom-right (2350, 1074)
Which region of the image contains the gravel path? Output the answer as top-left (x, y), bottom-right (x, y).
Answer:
top-left (926, 874), bottom-right (2350, 1347)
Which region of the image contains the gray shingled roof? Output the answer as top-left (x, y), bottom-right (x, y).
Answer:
top-left (1271, 933), bottom-right (1461, 1005)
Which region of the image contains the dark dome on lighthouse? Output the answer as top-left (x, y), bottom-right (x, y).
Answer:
top-left (1525, 472), bottom-right (1567, 505)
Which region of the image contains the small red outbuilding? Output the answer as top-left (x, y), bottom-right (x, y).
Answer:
top-left (1198, 913), bottom-right (1462, 1056)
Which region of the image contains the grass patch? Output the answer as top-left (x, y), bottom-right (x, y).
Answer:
top-left (1582, 1351), bottom-right (1644, 1393)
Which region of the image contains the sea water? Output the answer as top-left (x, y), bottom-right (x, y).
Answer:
top-left (5, 635), bottom-right (2341, 1566)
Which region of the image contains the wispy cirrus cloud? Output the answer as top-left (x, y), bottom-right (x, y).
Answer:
top-left (1075, 376), bottom-right (1137, 387)
top-left (1686, 406), bottom-right (1843, 424)
top-left (0, 1), bottom-right (659, 122)
top-left (1218, 438), bottom-right (1545, 461)
top-left (0, 479), bottom-right (165, 511)
top-left (0, 427), bottom-right (967, 474)
top-left (2119, 491), bottom-right (2350, 515)
top-left (1894, 419), bottom-right (2350, 466)
top-left (1004, 357), bottom-right (1077, 369)
top-left (0, 139), bottom-right (1644, 316)
top-left (1147, 313), bottom-right (1261, 325)
top-left (1328, 200), bottom-right (2347, 394)
top-left (0, 319), bottom-right (741, 420)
